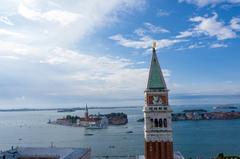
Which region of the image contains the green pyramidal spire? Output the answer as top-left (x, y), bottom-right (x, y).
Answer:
top-left (147, 46), bottom-right (167, 90)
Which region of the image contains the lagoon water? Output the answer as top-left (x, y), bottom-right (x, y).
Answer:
top-left (0, 105), bottom-right (239, 158)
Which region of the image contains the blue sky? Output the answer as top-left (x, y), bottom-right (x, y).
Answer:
top-left (0, 0), bottom-right (240, 108)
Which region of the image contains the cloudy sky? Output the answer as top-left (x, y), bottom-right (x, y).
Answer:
top-left (0, 0), bottom-right (240, 108)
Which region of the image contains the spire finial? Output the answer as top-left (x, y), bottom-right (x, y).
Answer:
top-left (152, 41), bottom-right (157, 49)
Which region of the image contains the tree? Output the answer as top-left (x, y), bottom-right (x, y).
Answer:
top-left (217, 153), bottom-right (224, 159)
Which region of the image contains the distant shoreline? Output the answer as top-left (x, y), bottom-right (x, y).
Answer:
top-left (137, 109), bottom-right (240, 122)
top-left (0, 106), bottom-right (139, 112)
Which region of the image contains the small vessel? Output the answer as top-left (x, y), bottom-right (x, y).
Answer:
top-left (86, 124), bottom-right (104, 129)
top-left (126, 131), bottom-right (133, 134)
top-left (108, 145), bottom-right (115, 149)
top-left (85, 122), bottom-right (108, 129)
top-left (84, 133), bottom-right (94, 136)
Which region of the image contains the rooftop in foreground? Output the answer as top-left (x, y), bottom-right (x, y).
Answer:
top-left (0, 147), bottom-right (91, 159)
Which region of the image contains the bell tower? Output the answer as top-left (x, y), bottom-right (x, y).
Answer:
top-left (144, 42), bottom-right (173, 159)
top-left (85, 104), bottom-right (89, 120)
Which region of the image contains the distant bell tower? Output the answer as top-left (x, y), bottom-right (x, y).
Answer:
top-left (85, 104), bottom-right (89, 119)
top-left (144, 42), bottom-right (173, 159)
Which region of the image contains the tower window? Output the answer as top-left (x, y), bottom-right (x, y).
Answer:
top-left (159, 119), bottom-right (163, 127)
top-left (150, 119), bottom-right (153, 128)
top-left (154, 119), bottom-right (159, 127)
top-left (164, 118), bottom-right (167, 128)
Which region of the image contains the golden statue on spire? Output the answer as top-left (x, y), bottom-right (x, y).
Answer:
top-left (152, 41), bottom-right (157, 49)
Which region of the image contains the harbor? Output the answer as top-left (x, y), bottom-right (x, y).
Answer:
top-left (0, 106), bottom-right (239, 158)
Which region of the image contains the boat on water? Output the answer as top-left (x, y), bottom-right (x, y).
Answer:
top-left (85, 118), bottom-right (108, 129)
top-left (84, 133), bottom-right (94, 136)
top-left (126, 131), bottom-right (133, 134)
top-left (85, 123), bottom-right (107, 129)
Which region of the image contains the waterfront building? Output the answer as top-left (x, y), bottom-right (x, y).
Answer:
top-left (0, 147), bottom-right (91, 159)
top-left (144, 42), bottom-right (174, 159)
top-left (78, 117), bottom-right (101, 127)
top-left (78, 105), bottom-right (108, 128)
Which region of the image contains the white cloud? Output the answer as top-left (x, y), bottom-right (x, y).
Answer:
top-left (176, 13), bottom-right (240, 47)
top-left (0, 0), bottom-right (20, 15)
top-left (190, 13), bottom-right (237, 40)
top-left (0, 0), bottom-right (146, 51)
top-left (179, 0), bottom-right (240, 7)
top-left (230, 17), bottom-right (240, 31)
top-left (11, 0), bottom-right (146, 48)
top-left (18, 1), bottom-right (81, 27)
top-left (134, 28), bottom-right (146, 36)
top-left (162, 69), bottom-right (171, 78)
top-left (0, 40), bottom-right (39, 56)
top-left (40, 48), bottom-right (170, 95)
top-left (0, 46), bottom-right (150, 102)
top-left (110, 34), bottom-right (183, 49)
top-left (176, 30), bottom-right (193, 38)
top-left (188, 43), bottom-right (205, 49)
top-left (176, 43), bottom-right (205, 50)
top-left (144, 22), bottom-right (169, 33)
top-left (134, 22), bottom-right (169, 36)
top-left (0, 16), bottom-right (14, 25)
top-left (0, 29), bottom-right (22, 37)
top-left (210, 43), bottom-right (228, 48)
top-left (39, 47), bottom-right (133, 70)
top-left (0, 55), bottom-right (20, 60)
top-left (156, 39), bottom-right (184, 49)
top-left (0, 0), bottom-right (149, 107)
top-left (157, 9), bottom-right (170, 17)
top-left (110, 34), bottom-right (150, 49)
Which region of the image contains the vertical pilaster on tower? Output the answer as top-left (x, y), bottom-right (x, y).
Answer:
top-left (144, 42), bottom-right (174, 159)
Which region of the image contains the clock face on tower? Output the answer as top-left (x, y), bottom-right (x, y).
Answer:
top-left (153, 96), bottom-right (162, 104)
top-left (148, 95), bottom-right (163, 105)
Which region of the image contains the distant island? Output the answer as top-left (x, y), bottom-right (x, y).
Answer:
top-left (213, 104), bottom-right (238, 110)
top-left (172, 109), bottom-right (240, 121)
top-left (137, 109), bottom-right (240, 122)
top-left (50, 112), bottom-right (128, 128)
